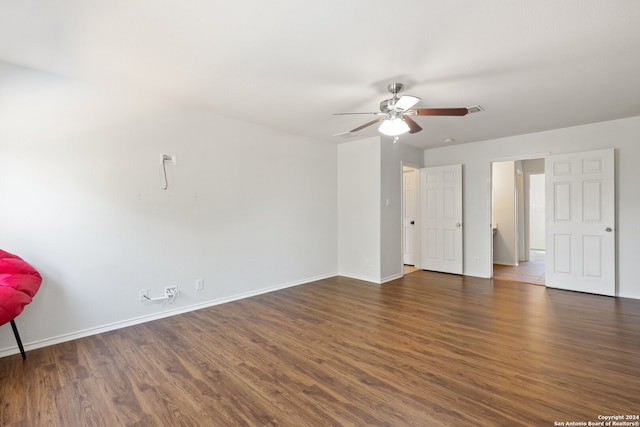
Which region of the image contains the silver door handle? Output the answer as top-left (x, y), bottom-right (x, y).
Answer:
top-left (605, 227), bottom-right (612, 232)
top-left (456, 223), bottom-right (461, 227)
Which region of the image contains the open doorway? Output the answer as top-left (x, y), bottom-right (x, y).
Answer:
top-left (402, 165), bottom-right (419, 275)
top-left (491, 158), bottom-right (546, 285)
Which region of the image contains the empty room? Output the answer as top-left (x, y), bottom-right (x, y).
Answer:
top-left (1, 1), bottom-right (639, 426)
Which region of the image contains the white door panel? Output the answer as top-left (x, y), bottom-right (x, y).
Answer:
top-left (546, 148), bottom-right (615, 296)
top-left (403, 168), bottom-right (418, 265)
top-left (420, 164), bottom-right (463, 274)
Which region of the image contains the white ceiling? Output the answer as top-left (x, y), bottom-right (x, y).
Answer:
top-left (1, 1), bottom-right (640, 149)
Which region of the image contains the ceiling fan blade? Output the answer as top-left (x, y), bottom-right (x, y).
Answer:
top-left (333, 112), bottom-right (383, 116)
top-left (403, 116), bottom-right (422, 134)
top-left (349, 117), bottom-right (384, 133)
top-left (395, 95), bottom-right (420, 111)
top-left (412, 108), bottom-right (469, 116)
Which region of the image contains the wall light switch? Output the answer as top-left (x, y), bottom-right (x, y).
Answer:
top-left (196, 279), bottom-right (204, 291)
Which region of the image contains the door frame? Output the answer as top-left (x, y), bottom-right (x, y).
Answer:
top-left (401, 161), bottom-right (422, 275)
top-left (490, 153), bottom-right (549, 278)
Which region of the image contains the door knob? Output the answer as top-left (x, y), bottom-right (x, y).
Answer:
top-left (456, 223), bottom-right (461, 227)
top-left (605, 227), bottom-right (612, 232)
top-left (410, 221), bottom-right (415, 225)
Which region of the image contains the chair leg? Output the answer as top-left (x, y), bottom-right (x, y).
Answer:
top-left (10, 320), bottom-right (26, 360)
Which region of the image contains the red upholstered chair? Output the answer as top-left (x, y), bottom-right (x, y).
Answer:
top-left (0, 249), bottom-right (42, 359)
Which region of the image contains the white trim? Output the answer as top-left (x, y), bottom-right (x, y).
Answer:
top-left (0, 272), bottom-right (337, 358)
top-left (490, 152), bottom-right (550, 163)
top-left (490, 153), bottom-right (549, 277)
top-left (401, 161), bottom-right (421, 273)
top-left (338, 273), bottom-right (382, 284)
top-left (338, 272), bottom-right (404, 285)
top-left (380, 273), bottom-right (404, 283)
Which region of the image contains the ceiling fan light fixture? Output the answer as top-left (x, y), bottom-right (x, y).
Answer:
top-left (334, 82), bottom-right (476, 136)
top-left (378, 117), bottom-right (410, 136)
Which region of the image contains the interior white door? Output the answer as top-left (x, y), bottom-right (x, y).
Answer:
top-left (545, 148), bottom-right (615, 296)
top-left (403, 168), bottom-right (418, 265)
top-left (420, 164), bottom-right (463, 274)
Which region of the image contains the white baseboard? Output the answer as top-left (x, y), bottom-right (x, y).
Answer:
top-left (380, 273), bottom-right (403, 283)
top-left (338, 272), bottom-right (404, 284)
top-left (0, 272), bottom-right (337, 359)
top-left (337, 272), bottom-right (381, 284)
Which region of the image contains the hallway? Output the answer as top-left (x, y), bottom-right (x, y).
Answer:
top-left (493, 250), bottom-right (545, 285)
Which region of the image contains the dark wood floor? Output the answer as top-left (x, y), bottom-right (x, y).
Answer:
top-left (493, 250), bottom-right (546, 285)
top-left (1, 271), bottom-right (639, 426)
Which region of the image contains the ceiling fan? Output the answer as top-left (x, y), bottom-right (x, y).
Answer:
top-left (334, 83), bottom-right (481, 137)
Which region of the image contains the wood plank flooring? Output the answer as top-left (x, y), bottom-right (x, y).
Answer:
top-left (1, 271), bottom-right (639, 426)
top-left (493, 250), bottom-right (546, 285)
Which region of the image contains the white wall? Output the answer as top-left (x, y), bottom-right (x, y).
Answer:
top-left (337, 137), bottom-right (381, 282)
top-left (492, 161), bottom-right (517, 265)
top-left (522, 159), bottom-right (545, 252)
top-left (337, 137), bottom-right (424, 283)
top-left (0, 64), bottom-right (338, 355)
top-left (380, 138), bottom-right (424, 281)
top-left (528, 173), bottom-right (545, 250)
top-left (424, 115), bottom-right (640, 299)
top-left (516, 163), bottom-right (525, 262)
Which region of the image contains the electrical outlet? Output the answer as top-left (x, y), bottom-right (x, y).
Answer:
top-left (165, 285), bottom-right (178, 298)
top-left (139, 289), bottom-right (149, 302)
top-left (196, 279), bottom-right (204, 291)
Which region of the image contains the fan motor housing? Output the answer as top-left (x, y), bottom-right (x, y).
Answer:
top-left (380, 99), bottom-right (392, 113)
